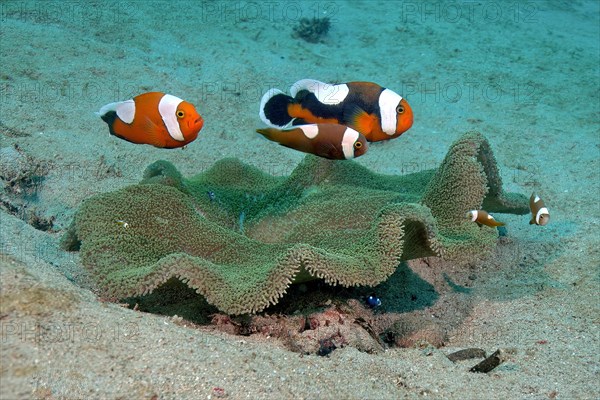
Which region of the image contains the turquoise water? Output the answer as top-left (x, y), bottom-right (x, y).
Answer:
top-left (1, 1), bottom-right (598, 231)
top-left (0, 1), bottom-right (599, 398)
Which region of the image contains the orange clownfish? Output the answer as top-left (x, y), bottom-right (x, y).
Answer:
top-left (259, 79), bottom-right (413, 142)
top-left (97, 92), bottom-right (203, 149)
top-left (256, 123), bottom-right (368, 160)
top-left (466, 209), bottom-right (505, 227)
top-left (529, 193), bottom-right (550, 226)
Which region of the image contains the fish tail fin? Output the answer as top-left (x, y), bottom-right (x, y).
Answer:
top-left (98, 110), bottom-right (117, 126)
top-left (291, 118), bottom-right (309, 126)
top-left (97, 100), bottom-right (134, 138)
top-left (97, 110), bottom-right (120, 139)
top-left (97, 101), bottom-right (120, 119)
top-left (255, 128), bottom-right (280, 142)
top-left (259, 88), bottom-right (295, 128)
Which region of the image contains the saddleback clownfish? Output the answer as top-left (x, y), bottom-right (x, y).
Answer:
top-left (259, 79), bottom-right (413, 142)
top-left (97, 92), bottom-right (203, 149)
top-left (256, 123), bottom-right (368, 160)
top-left (466, 209), bottom-right (505, 227)
top-left (529, 193), bottom-right (550, 226)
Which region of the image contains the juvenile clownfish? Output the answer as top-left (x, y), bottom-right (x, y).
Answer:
top-left (466, 210), bottom-right (505, 227)
top-left (256, 123), bottom-right (368, 160)
top-left (259, 79), bottom-right (413, 142)
top-left (97, 92), bottom-right (203, 149)
top-left (529, 193), bottom-right (550, 226)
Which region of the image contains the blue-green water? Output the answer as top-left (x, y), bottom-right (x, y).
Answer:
top-left (0, 1), bottom-right (598, 399)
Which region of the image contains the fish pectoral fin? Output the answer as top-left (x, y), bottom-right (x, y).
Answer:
top-left (347, 105), bottom-right (376, 135)
top-left (143, 117), bottom-right (166, 148)
top-left (314, 142), bottom-right (341, 160)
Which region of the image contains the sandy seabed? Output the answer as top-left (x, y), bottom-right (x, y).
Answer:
top-left (1, 1), bottom-right (599, 399)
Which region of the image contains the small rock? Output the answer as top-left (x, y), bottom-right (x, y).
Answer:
top-left (388, 315), bottom-right (445, 348)
top-left (447, 348), bottom-right (486, 362)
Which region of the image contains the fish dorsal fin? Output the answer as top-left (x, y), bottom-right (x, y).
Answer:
top-left (290, 79), bottom-right (349, 105)
top-left (347, 105), bottom-right (376, 136)
top-left (290, 79), bottom-right (327, 97)
top-left (114, 100), bottom-right (136, 124)
top-left (97, 99), bottom-right (136, 124)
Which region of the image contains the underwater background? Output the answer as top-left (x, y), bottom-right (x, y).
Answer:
top-left (0, 1), bottom-right (598, 399)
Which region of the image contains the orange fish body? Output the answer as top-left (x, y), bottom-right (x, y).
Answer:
top-left (97, 92), bottom-right (203, 148)
top-left (256, 123), bottom-right (368, 160)
top-left (259, 79), bottom-right (413, 142)
top-left (466, 209), bottom-right (505, 227)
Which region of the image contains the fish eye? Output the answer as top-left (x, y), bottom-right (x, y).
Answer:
top-left (176, 110), bottom-right (185, 119)
top-left (354, 141), bottom-right (362, 149)
top-left (396, 105), bottom-right (405, 114)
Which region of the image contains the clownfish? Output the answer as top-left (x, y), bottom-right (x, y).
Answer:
top-left (466, 210), bottom-right (505, 227)
top-left (529, 193), bottom-right (550, 226)
top-left (259, 79), bottom-right (413, 142)
top-left (97, 92), bottom-right (203, 149)
top-left (256, 123), bottom-right (368, 160)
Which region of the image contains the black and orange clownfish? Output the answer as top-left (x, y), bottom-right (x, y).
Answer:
top-left (97, 92), bottom-right (203, 149)
top-left (529, 193), bottom-right (550, 226)
top-left (256, 123), bottom-right (368, 160)
top-left (466, 209), bottom-right (505, 227)
top-left (259, 79), bottom-right (413, 143)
